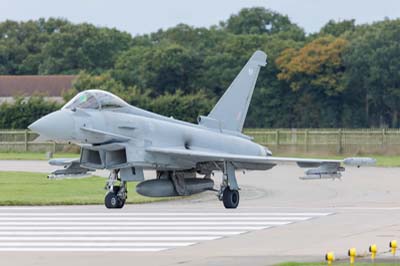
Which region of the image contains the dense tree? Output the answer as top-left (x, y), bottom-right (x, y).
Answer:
top-left (343, 19), bottom-right (400, 127)
top-left (149, 90), bottom-right (215, 123)
top-left (113, 44), bottom-right (200, 95)
top-left (0, 20), bottom-right (48, 74)
top-left (39, 23), bottom-right (132, 74)
top-left (1, 9), bottom-right (400, 129)
top-left (0, 18), bottom-right (131, 75)
top-left (0, 97), bottom-right (60, 129)
top-left (275, 36), bottom-right (348, 127)
top-left (276, 36), bottom-right (348, 96)
top-left (222, 7), bottom-right (305, 40)
top-left (319, 19), bottom-right (356, 37)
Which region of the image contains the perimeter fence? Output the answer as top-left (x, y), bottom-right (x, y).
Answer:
top-left (0, 130), bottom-right (77, 153)
top-left (244, 128), bottom-right (400, 155)
top-left (0, 129), bottom-right (400, 155)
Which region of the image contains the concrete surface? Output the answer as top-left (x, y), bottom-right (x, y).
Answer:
top-left (0, 160), bottom-right (399, 265)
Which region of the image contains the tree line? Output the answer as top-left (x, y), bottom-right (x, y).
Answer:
top-left (1, 7), bottom-right (400, 129)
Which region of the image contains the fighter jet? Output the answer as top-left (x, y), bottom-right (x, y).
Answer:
top-left (28, 51), bottom-right (375, 209)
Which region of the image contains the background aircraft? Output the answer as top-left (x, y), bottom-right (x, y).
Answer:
top-left (28, 51), bottom-right (375, 209)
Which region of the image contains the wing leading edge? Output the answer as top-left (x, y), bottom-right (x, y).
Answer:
top-left (146, 146), bottom-right (376, 179)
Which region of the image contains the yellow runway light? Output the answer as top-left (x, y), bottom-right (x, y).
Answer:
top-left (348, 248), bottom-right (356, 264)
top-left (325, 252), bottom-right (335, 265)
top-left (390, 240), bottom-right (397, 255)
top-left (369, 244), bottom-right (377, 260)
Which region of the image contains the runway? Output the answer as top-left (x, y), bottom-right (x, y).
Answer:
top-left (1, 161), bottom-right (400, 265)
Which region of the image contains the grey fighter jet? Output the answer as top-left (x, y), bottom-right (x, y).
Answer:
top-left (28, 51), bottom-right (375, 209)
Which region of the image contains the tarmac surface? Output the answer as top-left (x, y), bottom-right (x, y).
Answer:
top-left (0, 160), bottom-right (400, 265)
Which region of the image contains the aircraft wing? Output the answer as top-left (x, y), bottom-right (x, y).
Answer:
top-left (146, 147), bottom-right (375, 179)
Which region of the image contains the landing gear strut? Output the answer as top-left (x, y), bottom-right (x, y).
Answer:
top-left (104, 170), bottom-right (127, 209)
top-left (218, 161), bottom-right (240, 209)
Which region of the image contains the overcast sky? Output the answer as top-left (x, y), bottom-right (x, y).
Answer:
top-left (2, 0), bottom-right (399, 35)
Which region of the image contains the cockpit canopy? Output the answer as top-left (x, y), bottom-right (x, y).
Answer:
top-left (63, 90), bottom-right (128, 110)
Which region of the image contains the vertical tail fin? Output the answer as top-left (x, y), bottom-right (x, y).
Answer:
top-left (206, 50), bottom-right (267, 132)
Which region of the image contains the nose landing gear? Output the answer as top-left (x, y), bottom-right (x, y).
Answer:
top-left (104, 170), bottom-right (127, 209)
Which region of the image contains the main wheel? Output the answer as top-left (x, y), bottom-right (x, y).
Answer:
top-left (222, 188), bottom-right (239, 209)
top-left (105, 192), bottom-right (124, 209)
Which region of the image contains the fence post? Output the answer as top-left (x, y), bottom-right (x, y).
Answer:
top-left (276, 129), bottom-right (280, 146)
top-left (382, 128), bottom-right (386, 148)
top-left (337, 129), bottom-right (343, 154)
top-left (24, 130), bottom-right (28, 152)
top-left (305, 129), bottom-right (309, 152)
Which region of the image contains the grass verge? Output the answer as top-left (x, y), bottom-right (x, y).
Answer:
top-left (0, 171), bottom-right (170, 205)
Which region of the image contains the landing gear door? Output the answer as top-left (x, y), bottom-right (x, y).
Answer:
top-left (120, 166), bottom-right (144, 182)
top-left (125, 139), bottom-right (147, 163)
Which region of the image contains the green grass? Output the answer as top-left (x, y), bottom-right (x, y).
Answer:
top-left (275, 154), bottom-right (400, 167)
top-left (0, 171), bottom-right (170, 205)
top-left (0, 152), bottom-right (78, 160)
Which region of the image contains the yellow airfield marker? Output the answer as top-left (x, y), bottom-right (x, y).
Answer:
top-left (348, 248), bottom-right (356, 265)
top-left (325, 252), bottom-right (335, 265)
top-left (390, 240), bottom-right (397, 256)
top-left (369, 244), bottom-right (377, 261)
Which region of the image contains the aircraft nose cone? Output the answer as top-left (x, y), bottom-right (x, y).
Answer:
top-left (28, 110), bottom-right (75, 141)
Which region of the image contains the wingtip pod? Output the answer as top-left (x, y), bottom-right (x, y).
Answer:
top-left (343, 157), bottom-right (376, 166)
top-left (250, 50), bottom-right (267, 67)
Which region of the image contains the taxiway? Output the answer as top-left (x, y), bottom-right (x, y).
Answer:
top-left (0, 160), bottom-right (399, 265)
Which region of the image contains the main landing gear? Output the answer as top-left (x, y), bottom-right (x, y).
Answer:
top-left (218, 161), bottom-right (240, 209)
top-left (104, 163), bottom-right (241, 209)
top-left (104, 170), bottom-right (127, 209)
top-left (222, 188), bottom-right (240, 209)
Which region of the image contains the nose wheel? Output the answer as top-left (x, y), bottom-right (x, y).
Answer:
top-left (105, 188), bottom-right (126, 209)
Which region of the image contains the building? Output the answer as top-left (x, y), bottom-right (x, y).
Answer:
top-left (0, 75), bottom-right (76, 103)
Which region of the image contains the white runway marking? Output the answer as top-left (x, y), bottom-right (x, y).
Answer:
top-left (0, 242), bottom-right (196, 247)
top-left (0, 210), bottom-right (331, 252)
top-left (0, 248), bottom-right (168, 252)
top-left (0, 221), bottom-right (287, 225)
top-left (0, 236), bottom-right (220, 241)
top-left (0, 231), bottom-right (247, 236)
top-left (0, 222), bottom-right (289, 227)
top-left (0, 212), bottom-right (331, 216)
top-left (0, 217), bottom-right (310, 221)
